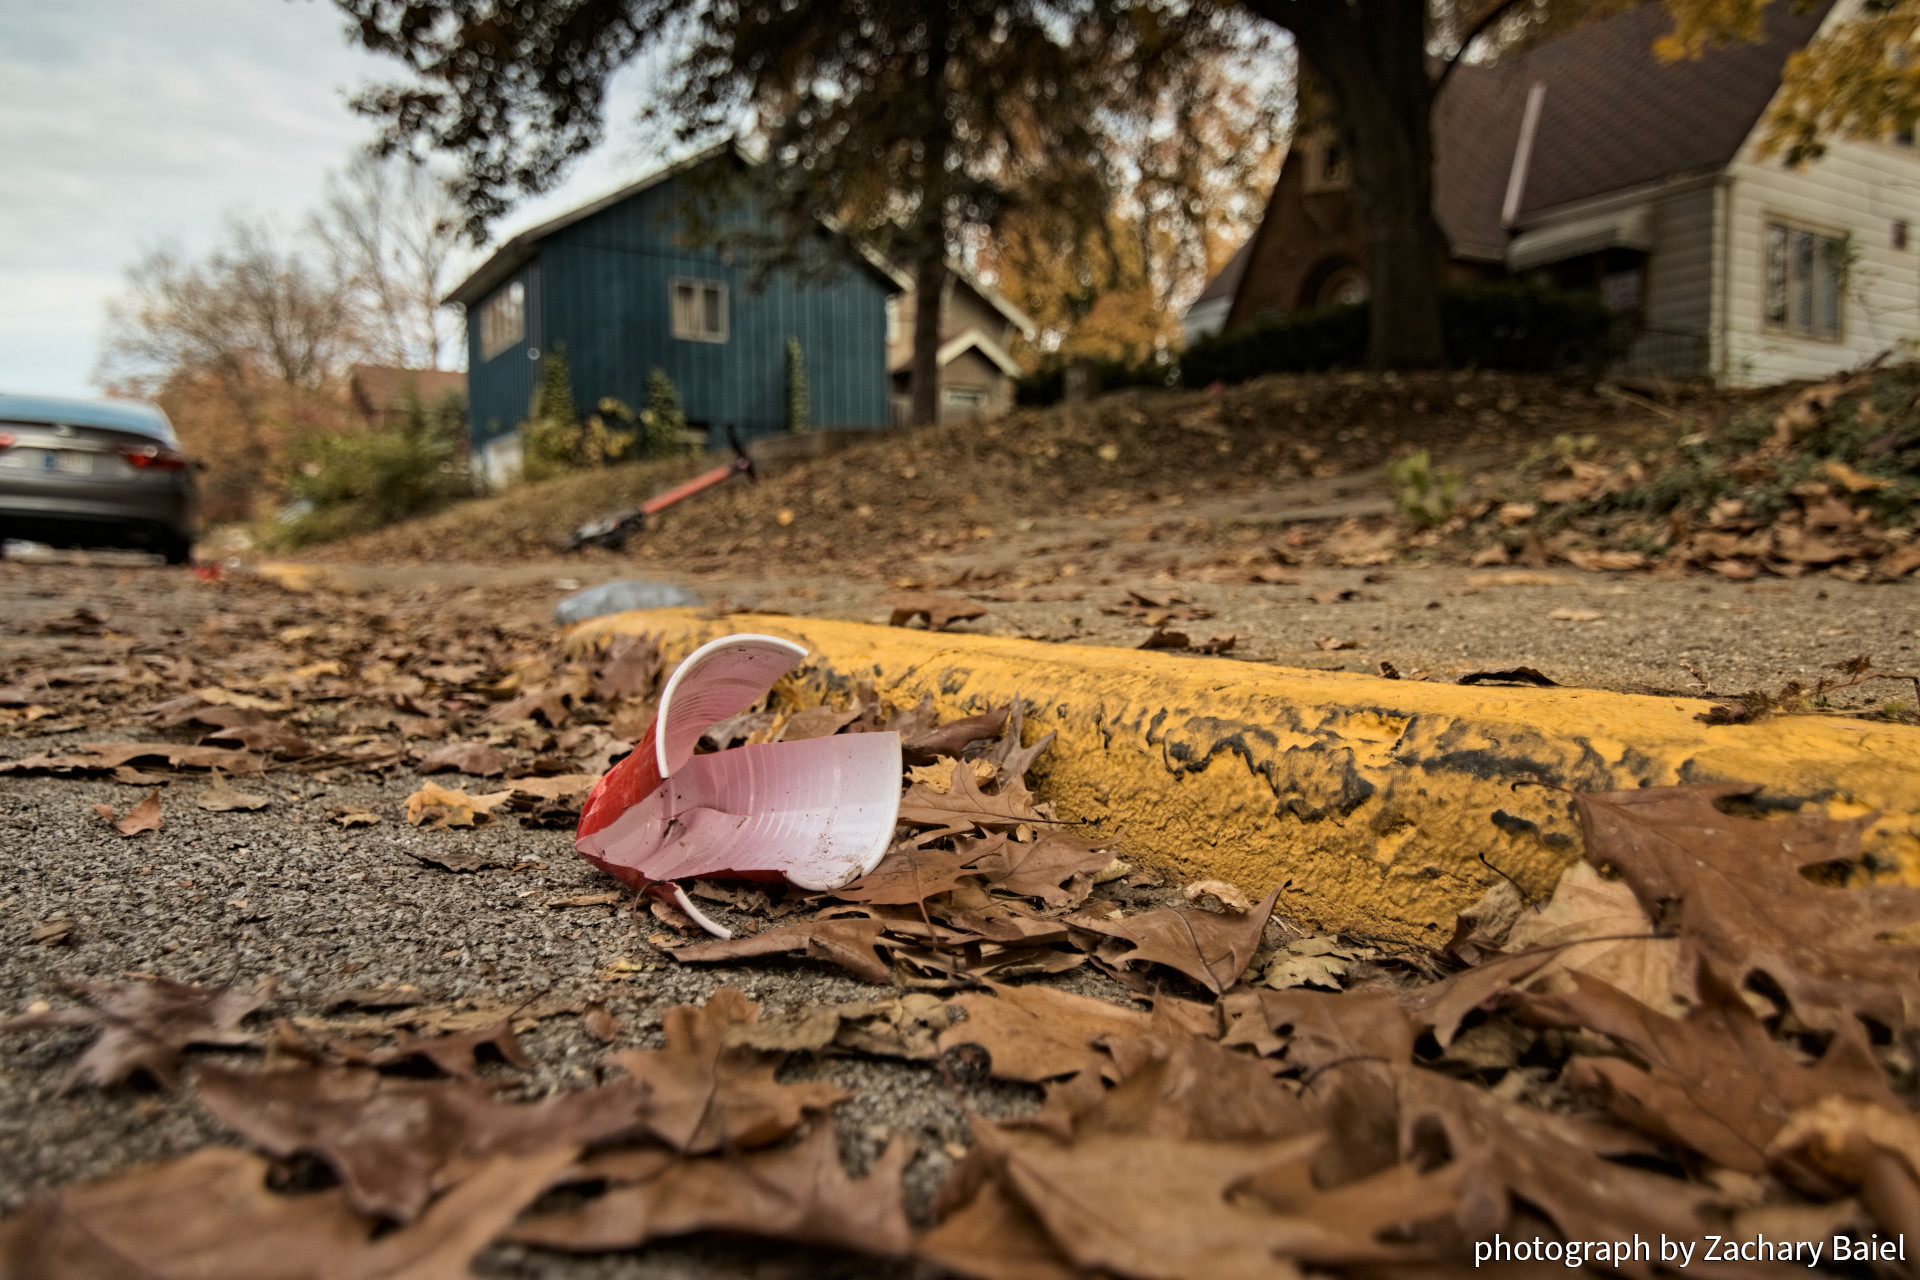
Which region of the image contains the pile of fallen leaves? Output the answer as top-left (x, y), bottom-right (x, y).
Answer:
top-left (8, 606), bottom-right (1920, 1276)
top-left (1419, 363), bottom-right (1920, 583)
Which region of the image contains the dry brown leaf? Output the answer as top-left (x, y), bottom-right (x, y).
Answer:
top-left (99, 789), bottom-right (163, 837)
top-left (1576, 782), bottom-right (1920, 1033)
top-left (1502, 860), bottom-right (1684, 1014)
top-left (669, 915), bottom-right (895, 984)
top-left (1396, 1068), bottom-right (1728, 1274)
top-left (330, 807), bottom-right (381, 828)
top-left (582, 1002), bottom-right (622, 1043)
top-left (1530, 967), bottom-right (1898, 1177)
top-left (972, 831), bottom-right (1117, 909)
top-left (509, 1123), bottom-right (913, 1258)
top-left (593, 632), bottom-right (660, 702)
top-left (897, 763), bottom-right (1056, 839)
top-left (831, 841), bottom-right (996, 905)
top-left (0, 741), bottom-right (261, 776)
top-left (938, 983), bottom-right (1150, 1082)
top-left (197, 1065), bottom-right (642, 1222)
top-left (880, 591), bottom-right (987, 631)
top-left (1221, 988), bottom-right (1415, 1075)
top-left (403, 780), bottom-right (515, 829)
top-left (0, 975), bottom-right (274, 1091)
top-left (417, 740), bottom-right (511, 777)
top-left (610, 988), bottom-right (847, 1153)
top-left (1314, 636), bottom-right (1361, 651)
top-left (1070, 884), bottom-right (1281, 994)
top-left (196, 770), bottom-right (270, 813)
top-left (0, 1144), bottom-right (575, 1280)
top-left (901, 705), bottom-right (1011, 762)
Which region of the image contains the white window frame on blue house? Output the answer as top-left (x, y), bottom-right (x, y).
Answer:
top-left (479, 280), bottom-right (525, 360)
top-left (670, 277), bottom-right (728, 343)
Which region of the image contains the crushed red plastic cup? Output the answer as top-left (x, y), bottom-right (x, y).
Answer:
top-left (575, 635), bottom-right (902, 931)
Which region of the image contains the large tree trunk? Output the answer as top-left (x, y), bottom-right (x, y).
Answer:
top-left (1246, 0), bottom-right (1445, 369)
top-left (908, 10), bottom-right (954, 427)
top-left (909, 250), bottom-right (947, 427)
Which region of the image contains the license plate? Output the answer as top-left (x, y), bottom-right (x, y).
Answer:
top-left (46, 451), bottom-right (93, 476)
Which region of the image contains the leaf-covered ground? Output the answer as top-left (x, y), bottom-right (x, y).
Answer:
top-left (297, 364), bottom-right (1919, 598)
top-left (3, 558), bottom-right (1920, 1276)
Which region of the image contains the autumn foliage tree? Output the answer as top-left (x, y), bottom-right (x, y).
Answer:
top-left (329, 0), bottom-right (1263, 424)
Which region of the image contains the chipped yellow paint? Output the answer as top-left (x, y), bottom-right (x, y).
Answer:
top-left (567, 609), bottom-right (1920, 944)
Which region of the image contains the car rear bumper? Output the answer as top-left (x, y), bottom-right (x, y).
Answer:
top-left (0, 487), bottom-right (195, 549)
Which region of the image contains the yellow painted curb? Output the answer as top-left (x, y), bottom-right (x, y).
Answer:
top-left (566, 609), bottom-right (1920, 944)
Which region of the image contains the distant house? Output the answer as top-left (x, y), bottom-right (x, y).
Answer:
top-left (445, 144), bottom-right (905, 487)
top-left (885, 271), bottom-right (1036, 423)
top-left (347, 366), bottom-right (467, 429)
top-left (1188, 0), bottom-right (1918, 387)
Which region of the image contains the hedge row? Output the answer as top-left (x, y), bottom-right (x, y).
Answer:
top-left (1014, 285), bottom-right (1616, 406)
top-left (1179, 284), bottom-right (1616, 388)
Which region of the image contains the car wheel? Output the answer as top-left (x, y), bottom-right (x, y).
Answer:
top-left (160, 535), bottom-right (193, 566)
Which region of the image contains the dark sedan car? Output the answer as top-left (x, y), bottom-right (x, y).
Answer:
top-left (0, 394), bottom-right (199, 563)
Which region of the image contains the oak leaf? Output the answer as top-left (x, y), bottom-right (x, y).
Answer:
top-left (1068, 884), bottom-right (1281, 993)
top-left (0, 1144), bottom-right (574, 1279)
top-left (1575, 783), bottom-right (1920, 1032)
top-left (896, 762), bottom-right (1058, 839)
top-left (402, 780), bottom-right (514, 828)
top-left (416, 741), bottom-right (511, 778)
top-left (198, 1065), bottom-right (644, 1222)
top-left (1530, 967), bottom-right (1898, 1177)
top-left (880, 591), bottom-right (987, 631)
top-left (99, 789), bottom-right (163, 837)
top-left (668, 916), bottom-right (895, 984)
top-left (610, 987), bottom-right (847, 1153)
top-left (938, 983), bottom-right (1149, 1082)
top-left (1, 975), bottom-right (274, 1091)
top-left (830, 842), bottom-right (998, 905)
top-left (508, 1123), bottom-right (913, 1258)
top-left (973, 831), bottom-right (1117, 909)
top-left (1221, 987), bottom-right (1415, 1075)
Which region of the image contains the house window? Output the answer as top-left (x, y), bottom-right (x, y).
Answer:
top-left (671, 278), bottom-right (728, 342)
top-left (1896, 220), bottom-right (1910, 251)
top-left (885, 296), bottom-right (903, 346)
top-left (479, 280), bottom-right (525, 360)
top-left (1764, 222), bottom-right (1844, 340)
top-left (944, 386), bottom-right (987, 417)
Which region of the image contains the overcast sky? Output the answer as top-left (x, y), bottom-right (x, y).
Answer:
top-left (0, 0), bottom-right (653, 399)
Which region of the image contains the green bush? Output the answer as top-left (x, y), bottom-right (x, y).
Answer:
top-left (1178, 284), bottom-right (1616, 387)
top-left (639, 368), bottom-right (690, 459)
top-left (522, 345), bottom-right (585, 481)
top-left (274, 391), bottom-right (470, 547)
top-left (786, 337), bottom-right (808, 433)
top-left (1387, 450), bottom-right (1463, 527)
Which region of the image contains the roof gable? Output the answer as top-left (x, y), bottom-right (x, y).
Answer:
top-left (444, 143), bottom-right (908, 307)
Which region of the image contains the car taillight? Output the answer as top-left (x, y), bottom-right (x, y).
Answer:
top-left (119, 443), bottom-right (190, 471)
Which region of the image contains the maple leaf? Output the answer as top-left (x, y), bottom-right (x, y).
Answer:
top-left (198, 1065), bottom-right (644, 1221)
top-left (508, 1124), bottom-right (913, 1257)
top-left (610, 987), bottom-right (847, 1153)
top-left (1220, 987), bottom-right (1415, 1076)
top-left (0, 1144), bottom-right (575, 1278)
top-left (1576, 783), bottom-right (1920, 1032)
top-left (1529, 967), bottom-right (1899, 1178)
top-left (1069, 884), bottom-right (1281, 994)
top-left (938, 982), bottom-right (1151, 1082)
top-left (1, 975), bottom-right (274, 1091)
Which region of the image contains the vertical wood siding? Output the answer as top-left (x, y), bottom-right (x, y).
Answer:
top-left (533, 173), bottom-right (890, 441)
top-left (465, 262), bottom-right (541, 447)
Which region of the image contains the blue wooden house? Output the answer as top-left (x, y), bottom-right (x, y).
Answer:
top-left (445, 144), bottom-right (906, 486)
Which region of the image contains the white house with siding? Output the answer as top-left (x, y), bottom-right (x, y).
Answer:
top-left (1191, 0), bottom-right (1918, 388)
